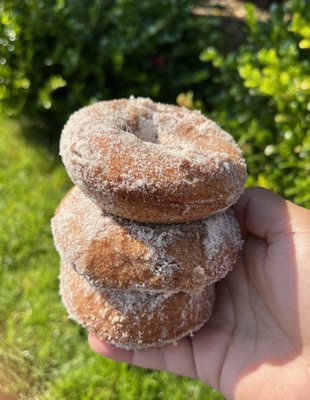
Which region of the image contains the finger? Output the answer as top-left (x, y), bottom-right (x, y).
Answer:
top-left (88, 334), bottom-right (134, 364)
top-left (131, 337), bottom-right (198, 379)
top-left (233, 187), bottom-right (290, 242)
top-left (88, 334), bottom-right (198, 379)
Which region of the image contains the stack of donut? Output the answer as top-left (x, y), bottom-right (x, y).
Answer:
top-left (52, 97), bottom-right (246, 350)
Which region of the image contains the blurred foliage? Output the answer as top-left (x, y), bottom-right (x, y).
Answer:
top-left (0, 0), bottom-right (218, 122)
top-left (198, 0), bottom-right (310, 207)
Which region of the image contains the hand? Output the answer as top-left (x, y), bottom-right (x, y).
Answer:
top-left (89, 188), bottom-right (310, 400)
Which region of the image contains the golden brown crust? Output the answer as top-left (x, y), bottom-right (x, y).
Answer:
top-left (51, 187), bottom-right (243, 293)
top-left (60, 97), bottom-right (246, 223)
top-left (60, 261), bottom-right (215, 349)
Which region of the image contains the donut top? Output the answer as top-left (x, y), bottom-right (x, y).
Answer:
top-left (60, 97), bottom-right (246, 223)
top-left (52, 187), bottom-right (243, 292)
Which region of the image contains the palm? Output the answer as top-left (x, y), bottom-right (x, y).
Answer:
top-left (89, 189), bottom-right (310, 400)
top-left (193, 235), bottom-right (301, 399)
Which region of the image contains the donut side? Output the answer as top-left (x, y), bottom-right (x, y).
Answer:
top-left (60, 97), bottom-right (246, 223)
top-left (60, 261), bottom-right (215, 350)
top-left (51, 187), bottom-right (243, 293)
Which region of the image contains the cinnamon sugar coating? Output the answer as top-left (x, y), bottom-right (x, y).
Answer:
top-left (60, 97), bottom-right (246, 223)
top-left (52, 187), bottom-right (243, 293)
top-left (60, 261), bottom-right (215, 350)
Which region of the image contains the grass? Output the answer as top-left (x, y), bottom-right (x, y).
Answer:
top-left (0, 117), bottom-right (224, 400)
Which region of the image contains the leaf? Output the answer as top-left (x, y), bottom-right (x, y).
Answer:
top-left (279, 72), bottom-right (289, 86)
top-left (239, 65), bottom-right (261, 87)
top-left (299, 26), bottom-right (310, 39)
top-left (176, 91), bottom-right (194, 109)
top-left (300, 77), bottom-right (310, 91)
top-left (13, 78), bottom-right (30, 90)
top-left (49, 75), bottom-right (67, 91)
top-left (290, 13), bottom-right (303, 33)
top-left (55, 0), bottom-right (65, 12)
top-left (257, 174), bottom-right (271, 189)
top-left (257, 48), bottom-right (279, 66)
top-left (290, 13), bottom-right (310, 39)
top-left (259, 78), bottom-right (276, 96)
top-left (245, 3), bottom-right (258, 33)
top-left (299, 39), bottom-right (310, 49)
top-left (238, 64), bottom-right (252, 79)
top-left (0, 12), bottom-right (10, 26)
top-left (199, 47), bottom-right (218, 62)
top-left (244, 79), bottom-right (259, 88)
top-left (38, 76), bottom-right (66, 110)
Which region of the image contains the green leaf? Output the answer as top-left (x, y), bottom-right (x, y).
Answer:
top-left (290, 13), bottom-right (310, 38)
top-left (13, 78), bottom-right (30, 90)
top-left (245, 3), bottom-right (258, 33)
top-left (299, 26), bottom-right (310, 39)
top-left (238, 64), bottom-right (252, 79)
top-left (300, 77), bottom-right (310, 91)
top-left (257, 48), bottom-right (279, 66)
top-left (299, 39), bottom-right (310, 49)
top-left (200, 47), bottom-right (218, 62)
top-left (259, 78), bottom-right (276, 95)
top-left (49, 75), bottom-right (67, 91)
top-left (279, 72), bottom-right (289, 85)
top-left (239, 65), bottom-right (261, 87)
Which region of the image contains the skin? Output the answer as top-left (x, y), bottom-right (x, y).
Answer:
top-left (89, 188), bottom-right (310, 400)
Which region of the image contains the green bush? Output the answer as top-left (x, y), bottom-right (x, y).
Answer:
top-left (1, 0), bottom-right (309, 207)
top-left (0, 0), bottom-right (216, 122)
top-left (197, 0), bottom-right (310, 207)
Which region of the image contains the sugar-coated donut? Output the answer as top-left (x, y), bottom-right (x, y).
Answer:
top-left (60, 261), bottom-right (215, 349)
top-left (60, 97), bottom-right (246, 223)
top-left (52, 186), bottom-right (243, 293)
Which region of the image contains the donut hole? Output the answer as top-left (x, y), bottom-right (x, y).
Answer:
top-left (134, 114), bottom-right (159, 144)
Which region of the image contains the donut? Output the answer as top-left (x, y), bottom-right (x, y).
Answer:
top-left (52, 186), bottom-right (243, 293)
top-left (60, 97), bottom-right (246, 223)
top-left (60, 261), bottom-right (215, 349)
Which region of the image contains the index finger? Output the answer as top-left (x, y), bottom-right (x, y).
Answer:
top-left (233, 187), bottom-right (290, 242)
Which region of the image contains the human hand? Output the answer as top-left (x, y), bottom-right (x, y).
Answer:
top-left (89, 188), bottom-right (310, 400)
